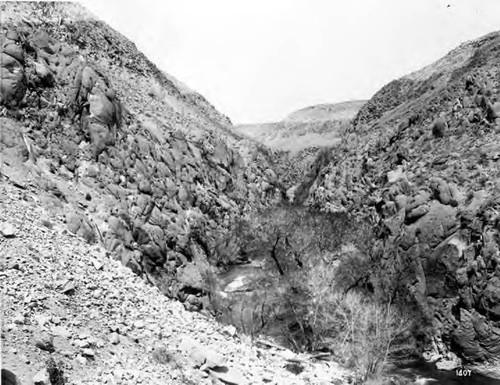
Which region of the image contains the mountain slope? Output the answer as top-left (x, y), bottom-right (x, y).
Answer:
top-left (303, 31), bottom-right (500, 378)
top-left (233, 100), bottom-right (365, 153)
top-left (0, 1), bottom-right (287, 318)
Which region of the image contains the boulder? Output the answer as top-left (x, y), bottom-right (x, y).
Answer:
top-left (31, 29), bottom-right (51, 51)
top-left (88, 122), bottom-right (112, 159)
top-left (406, 189), bottom-right (433, 221)
top-left (0, 222), bottom-right (16, 238)
top-left (34, 333), bottom-right (55, 352)
top-left (489, 101), bottom-right (500, 121)
top-left (409, 201), bottom-right (457, 248)
top-left (65, 211), bottom-right (96, 243)
top-left (33, 62), bottom-right (55, 87)
top-left (0, 45), bottom-right (27, 106)
top-left (68, 64), bottom-right (122, 157)
top-left (1, 369), bottom-right (19, 385)
top-left (32, 369), bottom-right (50, 385)
top-left (430, 178), bottom-right (459, 206)
top-left (3, 43), bottom-right (24, 63)
top-left (210, 141), bottom-right (232, 168)
top-left (177, 263), bottom-right (205, 291)
top-left (80, 66), bottom-right (99, 94)
top-left (431, 117), bottom-right (447, 138)
top-left (138, 179), bottom-right (152, 195)
top-left (178, 337), bottom-right (226, 369)
top-left (89, 91), bottom-right (116, 126)
top-left (387, 166), bottom-right (405, 184)
top-left (436, 354), bottom-right (461, 371)
top-left (209, 366), bottom-right (248, 385)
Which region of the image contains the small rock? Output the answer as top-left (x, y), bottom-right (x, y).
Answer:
top-left (209, 366), bottom-right (248, 385)
top-left (12, 314), bottom-right (24, 325)
top-left (41, 219), bottom-right (53, 229)
top-left (222, 325), bottom-right (237, 338)
top-left (204, 350), bottom-right (226, 369)
top-left (32, 369), bottom-right (50, 385)
top-left (431, 116), bottom-right (447, 137)
top-left (79, 332), bottom-right (91, 340)
top-left (74, 339), bottom-right (90, 348)
top-left (179, 337), bottom-right (225, 368)
top-left (82, 348), bottom-right (95, 357)
top-left (109, 332), bottom-right (120, 345)
top-left (109, 323), bottom-right (124, 333)
top-left (284, 362), bottom-right (305, 375)
top-left (34, 333), bottom-right (55, 352)
top-left (92, 259), bottom-right (103, 270)
top-left (0, 222), bottom-right (16, 238)
top-left (387, 166), bottom-right (405, 184)
top-left (60, 279), bottom-right (76, 295)
top-left (76, 355), bottom-right (87, 365)
top-left (133, 320), bottom-right (145, 329)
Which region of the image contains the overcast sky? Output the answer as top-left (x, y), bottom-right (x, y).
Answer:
top-left (80, 0), bottom-right (500, 124)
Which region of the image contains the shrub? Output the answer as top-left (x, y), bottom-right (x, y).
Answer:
top-left (324, 291), bottom-right (409, 380)
top-left (281, 251), bottom-right (413, 379)
top-left (208, 204), bottom-right (415, 380)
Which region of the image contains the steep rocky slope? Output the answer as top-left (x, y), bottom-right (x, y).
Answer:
top-left (302, 31), bottom-right (500, 378)
top-left (0, 1), bottom-right (286, 315)
top-left (0, 181), bottom-right (351, 385)
top-left (233, 101), bottom-right (365, 154)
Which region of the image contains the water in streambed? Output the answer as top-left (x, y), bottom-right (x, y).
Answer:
top-left (214, 256), bottom-right (296, 345)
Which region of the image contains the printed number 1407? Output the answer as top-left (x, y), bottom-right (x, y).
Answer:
top-left (456, 369), bottom-right (472, 376)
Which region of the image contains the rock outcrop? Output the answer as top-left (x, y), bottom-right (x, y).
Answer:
top-left (0, 2), bottom-right (284, 312)
top-left (303, 31), bottom-right (500, 377)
